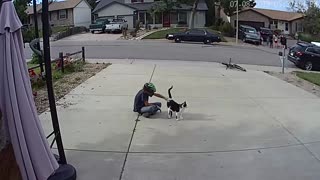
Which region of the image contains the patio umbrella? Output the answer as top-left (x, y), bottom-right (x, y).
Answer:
top-left (0, 0), bottom-right (59, 180)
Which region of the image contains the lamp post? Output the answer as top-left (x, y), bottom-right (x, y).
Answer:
top-left (236, 0), bottom-right (239, 44)
top-left (42, 0), bottom-right (67, 165)
top-left (32, 0), bottom-right (44, 75)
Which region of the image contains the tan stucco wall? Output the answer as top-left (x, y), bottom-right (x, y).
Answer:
top-left (230, 10), bottom-right (270, 28)
top-left (291, 19), bottom-right (304, 34)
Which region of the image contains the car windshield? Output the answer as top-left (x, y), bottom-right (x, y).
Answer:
top-left (261, 29), bottom-right (272, 34)
top-left (112, 19), bottom-right (123, 23)
top-left (95, 19), bottom-right (105, 24)
top-left (245, 28), bottom-right (256, 33)
top-left (292, 44), bottom-right (307, 52)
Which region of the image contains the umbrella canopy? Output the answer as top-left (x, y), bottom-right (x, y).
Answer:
top-left (0, 1), bottom-right (59, 180)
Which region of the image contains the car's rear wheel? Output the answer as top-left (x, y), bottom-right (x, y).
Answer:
top-left (304, 61), bottom-right (313, 71)
top-left (91, 30), bottom-right (95, 34)
top-left (204, 39), bottom-right (211, 44)
top-left (102, 28), bottom-right (106, 33)
top-left (175, 37), bottom-right (181, 43)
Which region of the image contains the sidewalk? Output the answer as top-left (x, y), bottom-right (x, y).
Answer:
top-left (39, 61), bottom-right (320, 180)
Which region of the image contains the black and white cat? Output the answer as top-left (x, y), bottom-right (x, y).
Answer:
top-left (167, 86), bottom-right (187, 121)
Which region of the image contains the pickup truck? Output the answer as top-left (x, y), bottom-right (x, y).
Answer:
top-left (105, 19), bottom-right (128, 33)
top-left (89, 18), bottom-right (109, 33)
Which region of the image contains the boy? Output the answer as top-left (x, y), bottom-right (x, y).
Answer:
top-left (133, 83), bottom-right (168, 117)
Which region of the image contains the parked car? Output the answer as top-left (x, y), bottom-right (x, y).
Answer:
top-left (105, 19), bottom-right (128, 33)
top-left (166, 29), bottom-right (221, 44)
top-left (288, 42), bottom-right (320, 71)
top-left (89, 18), bottom-right (109, 33)
top-left (259, 27), bottom-right (273, 42)
top-left (239, 25), bottom-right (261, 45)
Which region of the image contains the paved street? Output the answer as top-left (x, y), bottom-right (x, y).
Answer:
top-left (24, 39), bottom-right (295, 67)
top-left (39, 60), bottom-right (320, 180)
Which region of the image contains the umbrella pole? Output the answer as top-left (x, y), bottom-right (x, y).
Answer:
top-left (42, 0), bottom-right (67, 165)
top-left (32, 0), bottom-right (44, 75)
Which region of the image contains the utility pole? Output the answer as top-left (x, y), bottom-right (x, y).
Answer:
top-left (236, 0), bottom-right (239, 44)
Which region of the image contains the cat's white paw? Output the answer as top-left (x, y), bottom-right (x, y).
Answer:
top-left (176, 118), bottom-right (180, 121)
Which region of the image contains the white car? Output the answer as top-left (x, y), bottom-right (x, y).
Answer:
top-left (105, 19), bottom-right (128, 33)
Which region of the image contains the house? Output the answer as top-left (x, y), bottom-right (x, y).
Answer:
top-left (26, 0), bottom-right (92, 28)
top-left (230, 8), bottom-right (304, 35)
top-left (92, 0), bottom-right (208, 29)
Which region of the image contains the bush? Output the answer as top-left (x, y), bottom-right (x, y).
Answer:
top-left (30, 53), bottom-right (41, 64)
top-left (219, 22), bottom-right (234, 37)
top-left (22, 28), bottom-right (35, 43)
top-left (298, 33), bottom-right (320, 42)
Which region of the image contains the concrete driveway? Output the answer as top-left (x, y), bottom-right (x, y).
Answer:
top-left (39, 60), bottom-right (320, 180)
top-left (61, 32), bottom-right (122, 41)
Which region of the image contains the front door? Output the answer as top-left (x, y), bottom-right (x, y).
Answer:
top-left (163, 13), bottom-right (170, 27)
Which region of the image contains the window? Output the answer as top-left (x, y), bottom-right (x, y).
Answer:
top-left (146, 13), bottom-right (153, 24)
top-left (189, 29), bottom-right (205, 35)
top-left (59, 10), bottom-right (67, 19)
top-left (49, 12), bottom-right (52, 21)
top-left (285, 22), bottom-right (289, 31)
top-left (155, 12), bottom-right (162, 24)
top-left (314, 48), bottom-right (320, 55)
top-left (178, 11), bottom-right (187, 24)
top-left (170, 12), bottom-right (178, 24)
top-left (306, 47), bottom-right (316, 54)
top-left (138, 12), bottom-right (145, 24)
top-left (270, 20), bottom-right (278, 29)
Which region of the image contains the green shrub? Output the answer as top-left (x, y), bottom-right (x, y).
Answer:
top-left (53, 71), bottom-right (63, 80)
top-left (30, 53), bottom-right (41, 64)
top-left (298, 33), bottom-right (320, 42)
top-left (219, 22), bottom-right (234, 37)
top-left (22, 28), bottom-right (35, 43)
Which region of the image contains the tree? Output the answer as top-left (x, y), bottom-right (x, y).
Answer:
top-left (303, 0), bottom-right (320, 34)
top-left (205, 0), bottom-right (216, 26)
top-left (13, 0), bottom-right (32, 24)
top-left (288, 0), bottom-right (320, 35)
top-left (149, 0), bottom-right (178, 16)
top-left (288, 0), bottom-right (306, 12)
top-left (87, 0), bottom-right (98, 9)
top-left (220, 0), bottom-right (256, 16)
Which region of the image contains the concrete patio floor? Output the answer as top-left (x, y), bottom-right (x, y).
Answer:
top-left (39, 61), bottom-right (320, 180)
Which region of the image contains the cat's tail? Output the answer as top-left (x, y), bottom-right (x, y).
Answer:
top-left (168, 86), bottom-right (173, 99)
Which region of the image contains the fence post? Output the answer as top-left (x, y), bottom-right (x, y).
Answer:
top-left (59, 52), bottom-right (64, 73)
top-left (82, 46), bottom-right (85, 62)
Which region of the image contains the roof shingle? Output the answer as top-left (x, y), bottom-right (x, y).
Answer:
top-left (26, 0), bottom-right (87, 15)
top-left (240, 8), bottom-right (304, 21)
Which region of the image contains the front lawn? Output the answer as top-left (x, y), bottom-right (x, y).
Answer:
top-left (143, 28), bottom-right (186, 39)
top-left (296, 71), bottom-right (320, 86)
top-left (143, 28), bottom-right (226, 42)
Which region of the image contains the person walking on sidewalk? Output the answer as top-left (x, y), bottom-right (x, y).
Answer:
top-left (269, 34), bottom-right (273, 48)
top-left (133, 83), bottom-right (168, 118)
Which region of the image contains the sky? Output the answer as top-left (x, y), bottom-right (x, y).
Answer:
top-left (254, 0), bottom-right (291, 11)
top-left (255, 0), bottom-right (320, 11)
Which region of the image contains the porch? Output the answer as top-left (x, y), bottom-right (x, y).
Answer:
top-left (134, 10), bottom-right (205, 29)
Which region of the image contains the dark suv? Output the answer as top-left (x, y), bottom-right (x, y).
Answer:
top-left (288, 42), bottom-right (320, 70)
top-left (259, 27), bottom-right (273, 41)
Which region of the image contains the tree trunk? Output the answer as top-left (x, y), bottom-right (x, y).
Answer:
top-left (189, 0), bottom-right (200, 29)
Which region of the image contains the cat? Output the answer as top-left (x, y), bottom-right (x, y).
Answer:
top-left (167, 86), bottom-right (187, 121)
